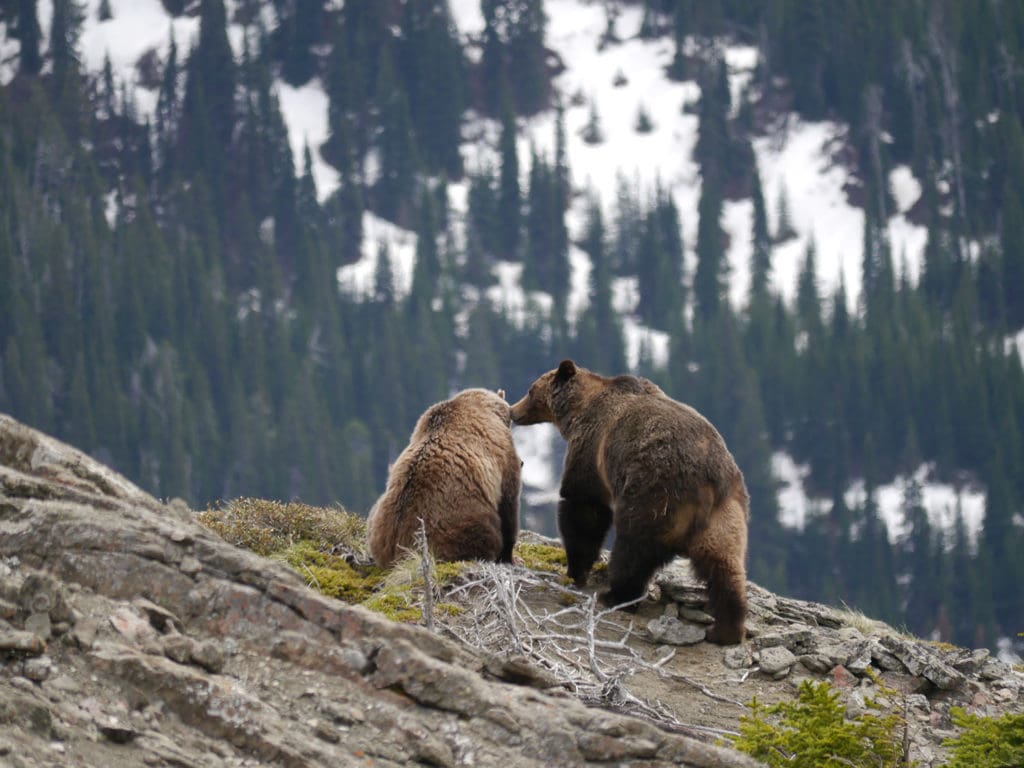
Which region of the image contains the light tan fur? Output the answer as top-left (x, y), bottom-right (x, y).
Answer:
top-left (367, 389), bottom-right (521, 568)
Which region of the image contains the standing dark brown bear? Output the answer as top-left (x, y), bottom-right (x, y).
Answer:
top-left (367, 389), bottom-right (521, 568)
top-left (510, 360), bottom-right (749, 644)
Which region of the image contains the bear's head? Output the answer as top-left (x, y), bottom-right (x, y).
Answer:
top-left (510, 359), bottom-right (590, 427)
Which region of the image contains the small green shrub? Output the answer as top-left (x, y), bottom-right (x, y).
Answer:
top-left (729, 680), bottom-right (904, 768)
top-left (943, 707), bottom-right (1024, 768)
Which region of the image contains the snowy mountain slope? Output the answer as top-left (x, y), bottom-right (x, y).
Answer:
top-left (0, 0), bottom-right (973, 542)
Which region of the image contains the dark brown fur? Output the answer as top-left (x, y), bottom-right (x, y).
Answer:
top-left (510, 360), bottom-right (749, 644)
top-left (367, 389), bottom-right (521, 567)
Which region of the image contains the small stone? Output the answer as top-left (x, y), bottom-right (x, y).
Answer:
top-left (314, 721), bottom-right (340, 743)
top-left (109, 606), bottom-right (158, 645)
top-left (190, 640), bottom-right (226, 673)
top-left (845, 688), bottom-right (868, 719)
top-left (994, 687), bottom-right (1016, 702)
top-left (758, 646), bottom-right (796, 676)
top-left (24, 612), bottom-right (52, 640)
top-left (179, 556), bottom-right (202, 576)
top-left (678, 607), bottom-right (715, 625)
top-left (798, 654), bottom-right (833, 674)
top-left (907, 694), bottom-right (930, 710)
top-left (979, 658), bottom-right (1012, 681)
top-left (131, 598), bottom-right (181, 633)
top-left (846, 642), bottom-right (873, 675)
top-left (0, 629), bottom-right (46, 654)
top-left (19, 573), bottom-right (74, 623)
top-left (661, 602), bottom-right (679, 619)
top-left (646, 616), bottom-right (705, 646)
top-left (723, 645), bottom-right (754, 669)
top-left (878, 671), bottom-right (932, 695)
top-left (868, 640), bottom-right (904, 672)
top-left (952, 648), bottom-right (990, 675)
top-left (319, 701), bottom-right (365, 724)
top-left (0, 598), bottom-right (17, 620)
top-left (831, 665), bottom-right (857, 688)
top-left (169, 528), bottom-right (192, 544)
top-left (0, 738), bottom-right (11, 755)
top-left (162, 634), bottom-right (194, 664)
top-left (751, 627), bottom-right (814, 653)
top-left (45, 675), bottom-right (81, 696)
top-left (971, 691), bottom-right (991, 708)
top-left (22, 656), bottom-right (53, 682)
top-left (72, 618), bottom-right (98, 650)
top-left (99, 720), bottom-right (137, 744)
top-left (10, 675), bottom-right (35, 692)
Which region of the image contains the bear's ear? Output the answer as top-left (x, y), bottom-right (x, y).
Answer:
top-left (556, 359), bottom-right (577, 381)
top-left (496, 388), bottom-right (506, 400)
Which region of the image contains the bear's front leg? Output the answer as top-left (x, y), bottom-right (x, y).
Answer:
top-left (557, 498), bottom-right (612, 587)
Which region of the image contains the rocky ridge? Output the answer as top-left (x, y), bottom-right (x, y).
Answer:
top-left (1, 412), bottom-right (1022, 767)
top-left (0, 413), bottom-right (758, 767)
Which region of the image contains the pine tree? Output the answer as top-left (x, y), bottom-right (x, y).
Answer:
top-left (900, 478), bottom-right (939, 636)
top-left (497, 104), bottom-right (522, 259)
top-left (465, 165), bottom-right (499, 285)
top-left (1001, 184), bottom-right (1024, 329)
top-left (748, 167), bottom-right (772, 303)
top-left (397, 0), bottom-right (465, 177)
top-left (576, 196), bottom-right (626, 373)
top-left (277, 0), bottom-right (324, 86)
top-left (49, 0), bottom-right (86, 132)
top-left (373, 50), bottom-right (419, 225)
top-left (693, 175), bottom-right (725, 321)
top-left (13, 0), bottom-right (43, 76)
top-left (155, 29), bottom-right (180, 176)
top-left (178, 0), bottom-right (236, 192)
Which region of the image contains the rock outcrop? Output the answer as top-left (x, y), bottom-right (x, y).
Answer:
top-left (0, 413), bottom-right (761, 767)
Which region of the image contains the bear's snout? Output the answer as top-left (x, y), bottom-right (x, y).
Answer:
top-left (510, 394), bottom-right (551, 425)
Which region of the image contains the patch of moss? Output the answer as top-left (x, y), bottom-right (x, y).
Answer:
top-left (433, 561), bottom-right (469, 586)
top-left (924, 638), bottom-right (960, 653)
top-left (515, 542), bottom-right (568, 573)
top-left (436, 602), bottom-right (464, 617)
top-left (362, 592), bottom-right (422, 623)
top-left (281, 541), bottom-right (385, 603)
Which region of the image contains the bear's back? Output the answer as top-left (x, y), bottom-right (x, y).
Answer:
top-left (594, 384), bottom-right (742, 505)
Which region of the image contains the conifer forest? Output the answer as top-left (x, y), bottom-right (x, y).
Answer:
top-left (1, 0), bottom-right (1023, 654)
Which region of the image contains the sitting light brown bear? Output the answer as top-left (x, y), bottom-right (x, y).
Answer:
top-left (367, 389), bottom-right (521, 567)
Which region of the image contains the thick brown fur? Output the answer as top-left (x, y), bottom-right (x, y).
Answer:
top-left (367, 389), bottom-right (521, 568)
top-left (510, 360), bottom-right (749, 644)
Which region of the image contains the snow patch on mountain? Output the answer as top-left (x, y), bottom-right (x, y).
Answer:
top-left (277, 79), bottom-right (339, 199)
top-left (774, 453), bottom-right (987, 546)
top-left (337, 212), bottom-right (417, 301)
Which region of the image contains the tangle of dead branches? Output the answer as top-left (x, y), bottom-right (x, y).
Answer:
top-left (439, 562), bottom-right (740, 738)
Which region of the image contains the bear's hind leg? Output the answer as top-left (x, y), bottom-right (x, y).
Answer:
top-left (688, 498), bottom-right (748, 645)
top-left (602, 530), bottom-right (675, 610)
top-left (558, 498), bottom-right (612, 586)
